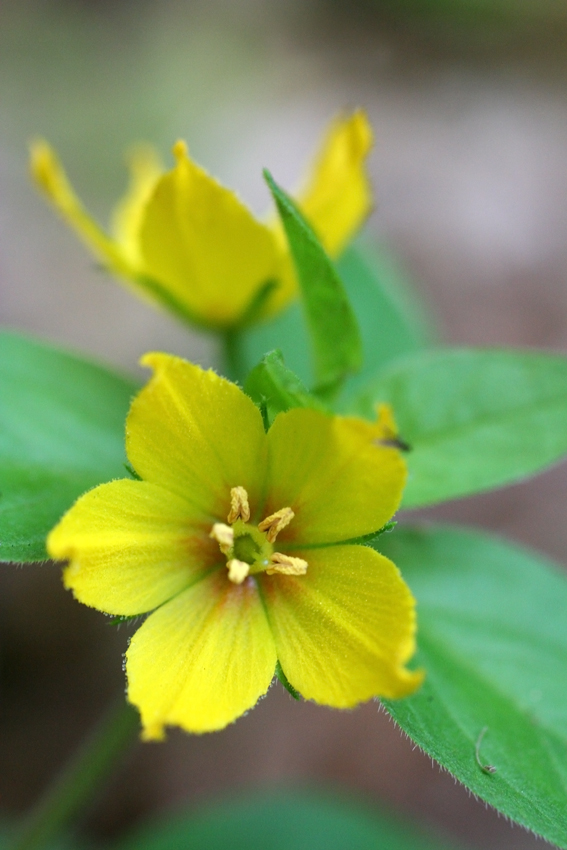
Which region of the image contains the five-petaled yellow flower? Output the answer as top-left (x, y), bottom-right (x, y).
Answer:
top-left (31, 112), bottom-right (373, 331)
top-left (47, 354), bottom-right (422, 738)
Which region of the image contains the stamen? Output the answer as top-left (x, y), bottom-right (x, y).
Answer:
top-left (227, 486), bottom-right (250, 523)
top-left (227, 559), bottom-right (250, 584)
top-left (258, 507), bottom-right (295, 543)
top-left (209, 523), bottom-right (234, 555)
top-left (266, 553), bottom-right (308, 576)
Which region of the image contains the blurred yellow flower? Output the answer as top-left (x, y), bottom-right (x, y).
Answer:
top-left (31, 112), bottom-right (373, 331)
top-left (47, 353), bottom-right (421, 738)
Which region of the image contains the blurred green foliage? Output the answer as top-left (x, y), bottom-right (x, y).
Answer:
top-left (352, 348), bottom-right (567, 507)
top-left (328, 0), bottom-right (567, 45)
top-left (0, 331), bottom-right (137, 562)
top-left (116, 789), bottom-right (456, 850)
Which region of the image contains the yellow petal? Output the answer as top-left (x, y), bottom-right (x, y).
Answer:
top-left (375, 403), bottom-right (398, 440)
top-left (295, 110), bottom-right (373, 257)
top-left (111, 145), bottom-right (163, 266)
top-left (29, 140), bottom-right (134, 278)
top-left (126, 570), bottom-right (276, 736)
top-left (264, 408), bottom-right (406, 545)
top-left (48, 480), bottom-right (216, 616)
top-left (127, 354), bottom-right (267, 522)
top-left (261, 544), bottom-right (423, 706)
top-left (138, 141), bottom-right (283, 328)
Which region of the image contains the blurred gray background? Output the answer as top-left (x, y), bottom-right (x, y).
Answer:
top-left (2, 1), bottom-right (567, 848)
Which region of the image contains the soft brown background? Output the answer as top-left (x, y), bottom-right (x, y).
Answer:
top-left (2, 1), bottom-right (567, 847)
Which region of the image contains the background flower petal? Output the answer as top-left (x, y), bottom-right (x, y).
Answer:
top-left (139, 142), bottom-right (283, 328)
top-left (29, 140), bottom-right (136, 279)
top-left (265, 408), bottom-right (406, 545)
top-left (111, 145), bottom-right (163, 266)
top-left (48, 479), bottom-right (215, 615)
top-left (261, 544), bottom-right (422, 706)
top-left (295, 110), bottom-right (373, 258)
top-left (127, 354), bottom-right (267, 522)
top-left (126, 570), bottom-right (276, 737)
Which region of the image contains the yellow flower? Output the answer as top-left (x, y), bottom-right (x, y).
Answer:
top-left (30, 112), bottom-right (373, 331)
top-left (47, 354), bottom-right (422, 738)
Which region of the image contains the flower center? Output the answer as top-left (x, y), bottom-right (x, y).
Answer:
top-left (232, 532), bottom-right (260, 564)
top-left (209, 486), bottom-right (308, 584)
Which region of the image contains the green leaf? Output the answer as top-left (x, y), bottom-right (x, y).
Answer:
top-left (350, 348), bottom-right (567, 507)
top-left (264, 171), bottom-right (362, 396)
top-left (238, 242), bottom-right (433, 395)
top-left (0, 331), bottom-right (138, 562)
top-left (117, 788), bottom-right (454, 850)
top-left (244, 350), bottom-right (325, 427)
top-left (238, 278), bottom-right (279, 327)
top-left (337, 243), bottom-right (434, 400)
top-left (379, 525), bottom-right (567, 848)
top-left (0, 823), bottom-right (73, 850)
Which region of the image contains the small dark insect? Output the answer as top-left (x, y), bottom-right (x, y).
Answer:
top-left (375, 437), bottom-right (412, 452)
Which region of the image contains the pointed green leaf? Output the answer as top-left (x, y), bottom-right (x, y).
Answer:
top-left (0, 331), bottom-right (138, 562)
top-left (350, 348), bottom-right (567, 507)
top-left (239, 242), bottom-right (433, 396)
top-left (264, 170), bottom-right (362, 396)
top-left (244, 350), bottom-right (325, 427)
top-left (379, 525), bottom-right (567, 848)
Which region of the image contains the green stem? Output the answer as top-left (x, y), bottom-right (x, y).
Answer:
top-left (12, 699), bottom-right (140, 850)
top-left (222, 329), bottom-right (245, 383)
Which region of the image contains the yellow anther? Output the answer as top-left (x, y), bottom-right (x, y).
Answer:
top-left (227, 559), bottom-right (250, 584)
top-left (258, 507), bottom-right (295, 543)
top-left (227, 486), bottom-right (250, 524)
top-left (209, 523), bottom-right (234, 555)
top-left (266, 553), bottom-right (308, 577)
